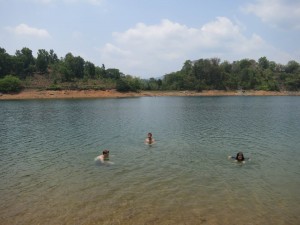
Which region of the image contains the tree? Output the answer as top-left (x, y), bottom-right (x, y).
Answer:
top-left (14, 47), bottom-right (35, 77)
top-left (181, 60), bottom-right (193, 75)
top-left (0, 75), bottom-right (23, 93)
top-left (0, 47), bottom-right (12, 78)
top-left (95, 64), bottom-right (106, 79)
top-left (84, 61), bottom-right (96, 79)
top-left (105, 68), bottom-right (121, 80)
top-left (163, 71), bottom-right (184, 90)
top-left (49, 49), bottom-right (59, 64)
top-left (285, 74), bottom-right (300, 91)
top-left (116, 78), bottom-right (131, 92)
top-left (220, 61), bottom-right (233, 90)
top-left (285, 60), bottom-right (300, 73)
top-left (240, 67), bottom-right (257, 90)
top-left (116, 75), bottom-right (141, 92)
top-left (36, 49), bottom-right (49, 73)
top-left (258, 56), bottom-right (269, 70)
top-left (62, 53), bottom-right (85, 80)
top-left (73, 56), bottom-right (85, 79)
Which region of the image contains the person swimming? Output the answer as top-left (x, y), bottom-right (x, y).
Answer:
top-left (145, 132), bottom-right (155, 144)
top-left (97, 149), bottom-right (110, 163)
top-left (228, 152), bottom-right (249, 163)
top-left (235, 152), bottom-right (245, 162)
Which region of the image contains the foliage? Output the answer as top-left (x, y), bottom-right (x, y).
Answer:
top-left (36, 49), bottom-right (50, 73)
top-left (84, 61), bottom-right (96, 79)
top-left (0, 46), bottom-right (300, 92)
top-left (46, 84), bottom-right (62, 91)
top-left (0, 75), bottom-right (23, 93)
top-left (162, 57), bottom-right (300, 92)
top-left (14, 47), bottom-right (35, 78)
top-left (0, 48), bottom-right (12, 78)
top-left (116, 75), bottom-right (141, 92)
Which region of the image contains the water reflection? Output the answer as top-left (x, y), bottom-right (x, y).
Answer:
top-left (0, 96), bottom-right (299, 225)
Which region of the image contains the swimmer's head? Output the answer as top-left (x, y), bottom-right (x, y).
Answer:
top-left (236, 152), bottom-right (244, 161)
top-left (103, 149), bottom-right (109, 155)
top-left (148, 133), bottom-right (152, 137)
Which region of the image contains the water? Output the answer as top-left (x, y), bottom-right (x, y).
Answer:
top-left (0, 96), bottom-right (299, 225)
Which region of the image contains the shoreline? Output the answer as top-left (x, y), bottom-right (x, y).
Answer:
top-left (1, 89), bottom-right (300, 100)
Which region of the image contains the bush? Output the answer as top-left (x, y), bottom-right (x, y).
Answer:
top-left (0, 75), bottom-right (23, 93)
top-left (116, 78), bottom-right (131, 92)
top-left (46, 84), bottom-right (62, 90)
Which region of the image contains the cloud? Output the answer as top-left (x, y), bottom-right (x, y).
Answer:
top-left (242, 0), bottom-right (300, 30)
top-left (6, 23), bottom-right (51, 38)
top-left (99, 17), bottom-right (288, 78)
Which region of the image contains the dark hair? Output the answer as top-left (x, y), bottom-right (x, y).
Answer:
top-left (103, 149), bottom-right (109, 154)
top-left (235, 152), bottom-right (245, 161)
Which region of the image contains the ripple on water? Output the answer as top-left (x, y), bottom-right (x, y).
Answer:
top-left (0, 97), bottom-right (300, 225)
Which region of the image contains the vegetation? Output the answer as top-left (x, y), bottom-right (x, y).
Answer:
top-left (162, 58), bottom-right (300, 91)
top-left (0, 47), bottom-right (300, 93)
top-left (0, 75), bottom-right (23, 93)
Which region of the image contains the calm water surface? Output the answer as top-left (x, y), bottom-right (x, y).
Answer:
top-left (0, 96), bottom-right (300, 225)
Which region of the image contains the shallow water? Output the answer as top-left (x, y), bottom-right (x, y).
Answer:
top-left (0, 96), bottom-right (300, 225)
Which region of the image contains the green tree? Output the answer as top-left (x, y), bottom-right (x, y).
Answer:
top-left (95, 64), bottom-right (106, 79)
top-left (14, 47), bottom-right (35, 78)
top-left (36, 49), bottom-right (49, 73)
top-left (105, 68), bottom-right (121, 80)
top-left (58, 62), bottom-right (72, 82)
top-left (285, 60), bottom-right (300, 73)
top-left (163, 71), bottom-right (185, 90)
top-left (258, 56), bottom-right (269, 69)
top-left (181, 60), bottom-right (193, 75)
top-left (116, 78), bottom-right (131, 92)
top-left (49, 49), bottom-right (59, 64)
top-left (285, 74), bottom-right (300, 91)
top-left (220, 61), bottom-right (234, 90)
top-left (84, 61), bottom-right (96, 79)
top-left (0, 47), bottom-right (12, 78)
top-left (62, 53), bottom-right (85, 81)
top-left (0, 75), bottom-right (23, 93)
top-left (73, 56), bottom-right (85, 79)
top-left (116, 75), bottom-right (141, 92)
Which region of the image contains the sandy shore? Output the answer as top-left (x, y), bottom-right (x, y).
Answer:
top-left (0, 89), bottom-right (299, 100)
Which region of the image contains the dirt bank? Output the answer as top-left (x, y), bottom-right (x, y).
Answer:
top-left (1, 89), bottom-right (299, 100)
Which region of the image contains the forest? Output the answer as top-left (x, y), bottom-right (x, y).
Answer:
top-left (0, 47), bottom-right (300, 93)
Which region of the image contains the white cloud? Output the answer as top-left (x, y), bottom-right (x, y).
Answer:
top-left (242, 0), bottom-right (300, 30)
top-left (99, 17), bottom-right (290, 78)
top-left (6, 23), bottom-right (51, 38)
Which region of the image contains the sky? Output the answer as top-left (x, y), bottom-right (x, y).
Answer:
top-left (0, 0), bottom-right (299, 78)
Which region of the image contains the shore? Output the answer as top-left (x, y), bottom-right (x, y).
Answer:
top-left (1, 89), bottom-right (300, 100)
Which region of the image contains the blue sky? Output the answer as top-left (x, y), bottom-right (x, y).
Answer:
top-left (0, 0), bottom-right (299, 78)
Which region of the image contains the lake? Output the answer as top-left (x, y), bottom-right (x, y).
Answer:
top-left (0, 96), bottom-right (299, 225)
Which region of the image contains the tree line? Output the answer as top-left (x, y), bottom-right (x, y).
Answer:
top-left (163, 57), bottom-right (300, 91)
top-left (0, 46), bottom-right (299, 93)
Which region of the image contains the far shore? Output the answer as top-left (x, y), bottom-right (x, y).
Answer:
top-left (1, 89), bottom-right (300, 100)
